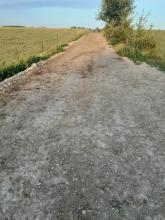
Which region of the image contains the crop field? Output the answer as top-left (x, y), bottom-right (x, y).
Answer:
top-left (0, 27), bottom-right (87, 70)
top-left (153, 30), bottom-right (165, 60)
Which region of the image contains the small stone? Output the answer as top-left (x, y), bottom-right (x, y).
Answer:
top-left (82, 210), bottom-right (86, 215)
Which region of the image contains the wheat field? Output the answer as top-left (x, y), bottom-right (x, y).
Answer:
top-left (153, 30), bottom-right (165, 60)
top-left (0, 27), bottom-right (86, 69)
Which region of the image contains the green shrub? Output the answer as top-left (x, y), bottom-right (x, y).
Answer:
top-left (103, 17), bottom-right (132, 45)
top-left (128, 15), bottom-right (156, 51)
top-left (103, 13), bottom-right (165, 71)
top-left (0, 61), bottom-right (26, 81)
top-left (99, 0), bottom-right (164, 71)
top-left (26, 56), bottom-right (41, 67)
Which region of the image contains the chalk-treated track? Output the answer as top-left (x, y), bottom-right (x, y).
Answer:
top-left (0, 33), bottom-right (165, 220)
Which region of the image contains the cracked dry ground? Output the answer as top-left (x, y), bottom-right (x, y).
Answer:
top-left (0, 33), bottom-right (165, 220)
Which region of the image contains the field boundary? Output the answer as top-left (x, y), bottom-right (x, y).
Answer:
top-left (0, 30), bottom-right (88, 82)
top-left (0, 34), bottom-right (87, 102)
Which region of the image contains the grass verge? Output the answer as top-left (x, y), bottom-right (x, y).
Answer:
top-left (0, 46), bottom-right (63, 82)
top-left (116, 45), bottom-right (165, 72)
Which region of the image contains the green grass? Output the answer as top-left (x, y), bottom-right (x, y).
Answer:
top-left (116, 30), bottom-right (165, 72)
top-left (0, 27), bottom-right (88, 81)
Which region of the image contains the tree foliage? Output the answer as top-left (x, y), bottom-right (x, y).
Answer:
top-left (98, 0), bottom-right (134, 24)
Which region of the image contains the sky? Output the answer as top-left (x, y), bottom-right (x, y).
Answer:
top-left (0, 0), bottom-right (164, 29)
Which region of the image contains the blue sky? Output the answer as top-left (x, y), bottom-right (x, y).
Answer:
top-left (0, 0), bottom-right (164, 29)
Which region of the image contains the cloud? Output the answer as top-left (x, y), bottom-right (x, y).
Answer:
top-left (0, 0), bottom-right (100, 9)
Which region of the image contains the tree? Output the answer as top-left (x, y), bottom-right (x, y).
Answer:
top-left (98, 0), bottom-right (134, 24)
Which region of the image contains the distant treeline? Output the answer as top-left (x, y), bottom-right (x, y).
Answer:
top-left (2, 26), bottom-right (26, 28)
top-left (71, 26), bottom-right (86, 29)
top-left (71, 26), bottom-right (101, 32)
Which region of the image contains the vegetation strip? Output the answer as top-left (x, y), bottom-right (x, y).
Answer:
top-left (98, 0), bottom-right (165, 72)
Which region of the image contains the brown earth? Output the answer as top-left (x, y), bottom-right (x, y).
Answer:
top-left (0, 33), bottom-right (165, 220)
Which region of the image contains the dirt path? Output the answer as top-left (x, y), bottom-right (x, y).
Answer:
top-left (0, 33), bottom-right (165, 220)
